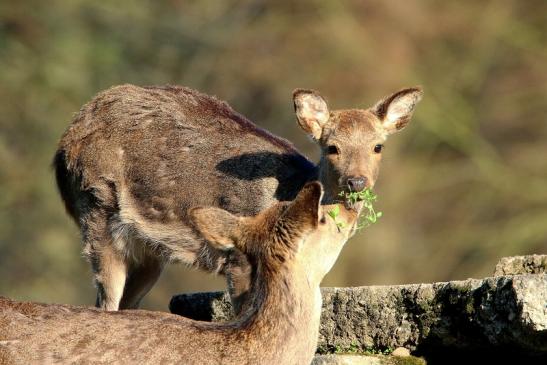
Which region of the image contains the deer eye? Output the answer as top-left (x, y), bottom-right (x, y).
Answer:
top-left (374, 144), bottom-right (383, 153)
top-left (327, 145), bottom-right (339, 155)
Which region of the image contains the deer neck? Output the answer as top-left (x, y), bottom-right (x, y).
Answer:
top-left (235, 263), bottom-right (322, 363)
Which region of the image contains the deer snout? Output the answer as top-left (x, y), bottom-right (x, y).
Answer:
top-left (346, 176), bottom-right (368, 192)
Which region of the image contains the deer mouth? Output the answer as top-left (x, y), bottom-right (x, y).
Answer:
top-left (343, 199), bottom-right (363, 212)
top-left (338, 187), bottom-right (379, 216)
top-left (338, 190), bottom-right (361, 211)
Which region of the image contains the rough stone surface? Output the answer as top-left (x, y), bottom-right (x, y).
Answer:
top-left (391, 347), bottom-right (411, 357)
top-left (170, 273), bottom-right (547, 354)
top-left (494, 254), bottom-right (547, 276)
top-left (169, 290), bottom-right (232, 322)
top-left (312, 354), bottom-right (426, 365)
top-left (312, 354), bottom-right (382, 365)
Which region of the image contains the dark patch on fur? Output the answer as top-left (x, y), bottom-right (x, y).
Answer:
top-left (216, 152), bottom-right (317, 201)
top-left (52, 150), bottom-right (100, 225)
top-left (53, 150), bottom-right (78, 220)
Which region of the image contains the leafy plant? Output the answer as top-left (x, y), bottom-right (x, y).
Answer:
top-left (327, 204), bottom-right (346, 229)
top-left (327, 189), bottom-right (383, 231)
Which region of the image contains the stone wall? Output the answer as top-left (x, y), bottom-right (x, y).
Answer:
top-left (170, 255), bottom-right (547, 363)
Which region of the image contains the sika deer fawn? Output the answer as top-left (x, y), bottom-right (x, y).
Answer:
top-left (53, 84), bottom-right (422, 310)
top-left (0, 182), bottom-right (358, 364)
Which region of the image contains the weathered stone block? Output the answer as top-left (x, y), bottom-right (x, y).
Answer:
top-left (312, 354), bottom-right (425, 365)
top-left (312, 355), bottom-right (383, 365)
top-left (170, 273), bottom-right (547, 354)
top-left (494, 254), bottom-right (546, 276)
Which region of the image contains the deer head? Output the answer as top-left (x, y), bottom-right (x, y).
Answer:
top-left (293, 87), bottom-right (423, 203)
top-left (190, 182), bottom-right (358, 288)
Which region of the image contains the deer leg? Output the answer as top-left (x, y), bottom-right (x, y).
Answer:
top-left (119, 254), bottom-right (164, 309)
top-left (90, 244), bottom-right (128, 311)
top-left (224, 249), bottom-right (252, 315)
top-left (84, 211), bottom-right (128, 311)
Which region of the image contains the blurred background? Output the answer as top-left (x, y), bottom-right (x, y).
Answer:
top-left (1, 0), bottom-right (546, 311)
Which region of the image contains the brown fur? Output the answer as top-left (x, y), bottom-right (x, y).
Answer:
top-left (0, 183), bottom-right (358, 364)
top-left (53, 84), bottom-right (422, 310)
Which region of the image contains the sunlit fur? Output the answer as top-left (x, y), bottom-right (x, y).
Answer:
top-left (0, 183), bottom-right (358, 365)
top-left (53, 84), bottom-right (421, 310)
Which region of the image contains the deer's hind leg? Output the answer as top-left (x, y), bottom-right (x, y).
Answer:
top-left (83, 211), bottom-right (128, 311)
top-left (119, 243), bottom-right (165, 309)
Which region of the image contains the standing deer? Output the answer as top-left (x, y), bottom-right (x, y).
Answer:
top-left (0, 182), bottom-right (358, 365)
top-left (54, 84), bottom-right (422, 310)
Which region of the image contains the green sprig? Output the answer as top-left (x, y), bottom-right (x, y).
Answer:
top-left (338, 188), bottom-right (383, 230)
top-left (327, 205), bottom-right (346, 229)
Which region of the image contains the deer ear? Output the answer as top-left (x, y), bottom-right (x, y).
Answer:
top-left (293, 89), bottom-right (330, 140)
top-left (189, 207), bottom-right (242, 251)
top-left (282, 181), bottom-right (323, 231)
top-left (372, 87), bottom-right (423, 135)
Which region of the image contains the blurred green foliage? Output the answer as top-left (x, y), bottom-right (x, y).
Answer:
top-left (1, 0), bottom-right (545, 310)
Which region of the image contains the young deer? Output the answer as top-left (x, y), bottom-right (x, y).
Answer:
top-left (0, 182), bottom-right (358, 364)
top-left (54, 84), bottom-right (422, 310)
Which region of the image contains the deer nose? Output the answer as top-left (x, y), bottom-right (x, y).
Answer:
top-left (347, 177), bottom-right (367, 192)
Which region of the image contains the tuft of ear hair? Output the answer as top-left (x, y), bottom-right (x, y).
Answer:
top-left (189, 207), bottom-right (242, 251)
top-left (280, 181), bottom-right (323, 231)
top-left (293, 89), bottom-right (330, 140)
top-left (372, 87), bottom-right (423, 135)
